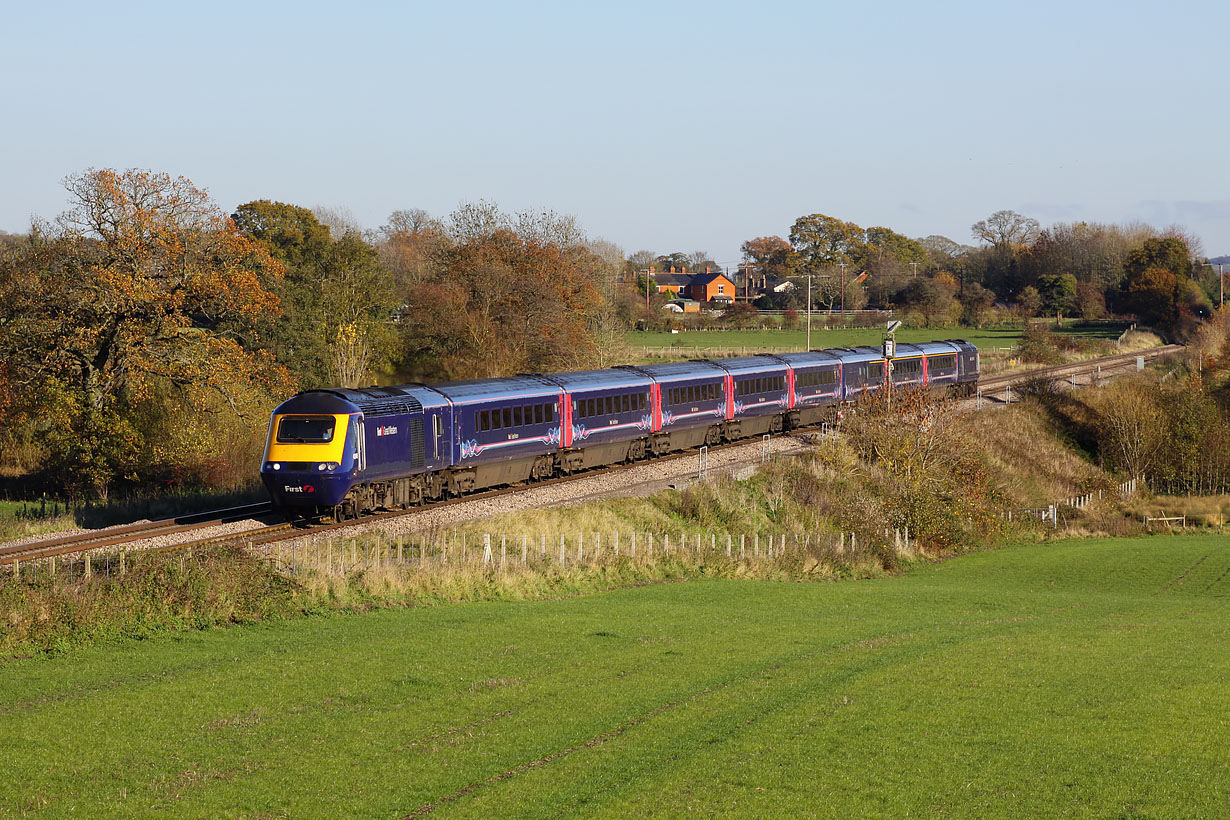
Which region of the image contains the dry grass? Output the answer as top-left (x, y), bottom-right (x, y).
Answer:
top-left (1124, 493), bottom-right (1230, 528)
top-left (1116, 329), bottom-right (1164, 352)
top-left (959, 404), bottom-right (1109, 506)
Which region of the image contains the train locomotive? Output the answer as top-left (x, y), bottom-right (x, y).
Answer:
top-left (260, 340), bottom-right (979, 519)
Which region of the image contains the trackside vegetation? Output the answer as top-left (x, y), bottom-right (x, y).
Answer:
top-left (0, 535), bottom-right (1226, 818)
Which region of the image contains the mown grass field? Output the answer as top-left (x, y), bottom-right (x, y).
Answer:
top-left (627, 322), bottom-right (1126, 354)
top-left (2, 534), bottom-right (1226, 818)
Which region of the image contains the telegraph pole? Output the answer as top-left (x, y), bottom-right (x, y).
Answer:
top-left (839, 263), bottom-right (846, 314)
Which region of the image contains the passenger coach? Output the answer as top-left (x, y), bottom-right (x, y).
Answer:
top-left (260, 340), bottom-right (979, 519)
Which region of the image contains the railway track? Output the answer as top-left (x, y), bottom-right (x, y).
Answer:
top-left (977, 345), bottom-right (1182, 394)
top-left (1, 344), bottom-right (1187, 571)
top-left (0, 502), bottom-right (274, 567)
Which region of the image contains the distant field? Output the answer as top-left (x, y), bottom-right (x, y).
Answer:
top-left (2, 534), bottom-right (1225, 818)
top-left (628, 321), bottom-right (1126, 355)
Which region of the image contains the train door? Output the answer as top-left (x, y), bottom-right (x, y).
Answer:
top-left (431, 411), bottom-right (443, 462)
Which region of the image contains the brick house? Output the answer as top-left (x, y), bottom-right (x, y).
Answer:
top-left (684, 271), bottom-right (736, 304)
top-left (648, 267), bottom-right (737, 304)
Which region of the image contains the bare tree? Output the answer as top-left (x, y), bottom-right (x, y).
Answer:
top-left (971, 210), bottom-right (1041, 247)
top-left (312, 204), bottom-right (363, 237)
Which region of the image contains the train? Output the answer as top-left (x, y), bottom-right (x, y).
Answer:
top-left (260, 341), bottom-right (980, 519)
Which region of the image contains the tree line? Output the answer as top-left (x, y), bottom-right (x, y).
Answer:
top-left (0, 168), bottom-right (1218, 498)
top-left (0, 170), bottom-right (624, 496)
top-left (736, 209), bottom-right (1215, 334)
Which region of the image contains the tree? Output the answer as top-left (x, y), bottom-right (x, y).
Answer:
top-left (740, 236), bottom-right (791, 287)
top-left (0, 169), bottom-right (289, 493)
top-left (234, 199), bottom-right (396, 388)
top-left (1037, 273), bottom-right (1078, 321)
top-left (1124, 266), bottom-right (1181, 327)
top-left (399, 204), bottom-right (605, 379)
top-left (863, 226), bottom-right (927, 265)
top-left (971, 210), bottom-right (1041, 248)
top-left (959, 282), bottom-right (996, 327)
top-left (378, 208), bottom-right (449, 294)
top-left (788, 213), bottom-right (866, 271)
top-left (1016, 286), bottom-right (1042, 317)
top-left (896, 277), bottom-right (957, 327)
top-left (654, 251), bottom-right (690, 272)
top-left (1124, 236), bottom-right (1191, 282)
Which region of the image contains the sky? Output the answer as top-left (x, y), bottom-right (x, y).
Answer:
top-left (2, 0), bottom-right (1227, 268)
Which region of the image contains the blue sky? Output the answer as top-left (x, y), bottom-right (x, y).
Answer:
top-left (2, 0), bottom-right (1227, 267)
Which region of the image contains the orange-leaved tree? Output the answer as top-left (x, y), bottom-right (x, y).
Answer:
top-left (0, 169), bottom-right (292, 495)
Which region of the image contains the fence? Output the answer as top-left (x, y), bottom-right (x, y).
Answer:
top-left (1007, 477), bottom-right (1142, 527)
top-left (251, 528), bottom-right (920, 576)
top-left (4, 526), bottom-right (921, 587)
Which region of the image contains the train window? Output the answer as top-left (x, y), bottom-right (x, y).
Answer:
top-left (534, 404), bottom-right (544, 424)
top-left (621, 394), bottom-right (630, 413)
top-left (546, 404), bottom-right (555, 423)
top-left (502, 408), bottom-right (513, 428)
top-left (604, 396), bottom-right (611, 415)
top-left (277, 416), bottom-right (336, 443)
top-left (480, 410), bottom-right (491, 432)
top-left (513, 406), bottom-right (523, 427)
top-left (491, 409), bottom-right (502, 430)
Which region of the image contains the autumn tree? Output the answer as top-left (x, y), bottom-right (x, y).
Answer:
top-left (0, 169), bottom-right (290, 494)
top-left (740, 235), bottom-right (791, 286)
top-left (234, 200), bottom-right (397, 388)
top-left (399, 204), bottom-right (605, 379)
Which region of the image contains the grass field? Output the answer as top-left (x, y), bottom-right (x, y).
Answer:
top-left (627, 322), bottom-right (1127, 354)
top-left (2, 534), bottom-right (1226, 818)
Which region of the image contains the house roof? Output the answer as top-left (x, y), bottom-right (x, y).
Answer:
top-left (653, 273), bottom-right (691, 287)
top-left (688, 272), bottom-right (734, 286)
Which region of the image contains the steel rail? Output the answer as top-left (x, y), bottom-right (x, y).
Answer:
top-left (0, 502), bottom-right (273, 566)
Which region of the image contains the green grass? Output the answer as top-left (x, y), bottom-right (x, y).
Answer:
top-left (1, 534), bottom-right (1226, 818)
top-left (627, 321), bottom-right (1127, 353)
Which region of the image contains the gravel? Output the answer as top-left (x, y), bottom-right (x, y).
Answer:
top-left (277, 433), bottom-right (821, 546)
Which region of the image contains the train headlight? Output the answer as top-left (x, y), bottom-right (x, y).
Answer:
top-left (272, 463), bottom-right (281, 471)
